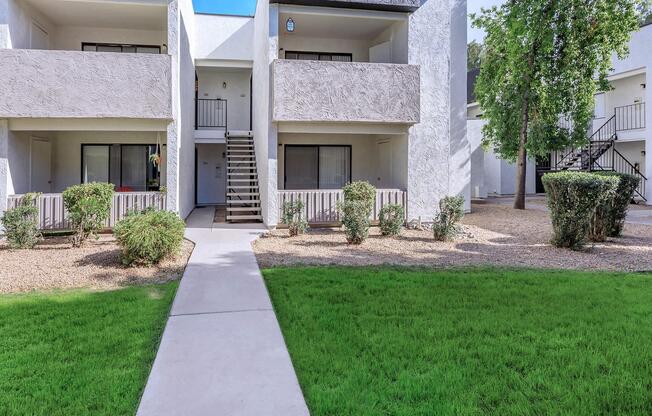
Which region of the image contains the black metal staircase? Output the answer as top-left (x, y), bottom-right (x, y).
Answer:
top-left (552, 103), bottom-right (647, 201)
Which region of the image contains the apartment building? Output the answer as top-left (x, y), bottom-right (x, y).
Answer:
top-left (0, 0), bottom-right (469, 228)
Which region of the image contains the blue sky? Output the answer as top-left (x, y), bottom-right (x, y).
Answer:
top-left (193, 0), bottom-right (258, 16)
top-left (468, 0), bottom-right (504, 42)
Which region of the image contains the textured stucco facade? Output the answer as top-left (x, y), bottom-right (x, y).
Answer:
top-left (0, 120), bottom-right (8, 229)
top-left (406, 0), bottom-right (455, 220)
top-left (0, 49), bottom-right (172, 119)
top-left (272, 59), bottom-right (420, 124)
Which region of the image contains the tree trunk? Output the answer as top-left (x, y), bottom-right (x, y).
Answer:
top-left (514, 52), bottom-right (535, 210)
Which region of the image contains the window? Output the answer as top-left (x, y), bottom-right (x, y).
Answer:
top-left (284, 51), bottom-right (352, 62)
top-left (82, 42), bottom-right (161, 54)
top-left (285, 145), bottom-right (351, 190)
top-left (81, 144), bottom-right (161, 191)
top-left (594, 93), bottom-right (606, 118)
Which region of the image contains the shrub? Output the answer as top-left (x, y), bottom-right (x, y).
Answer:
top-left (379, 204), bottom-right (405, 236)
top-left (339, 200), bottom-right (371, 244)
top-left (62, 183), bottom-right (114, 247)
top-left (433, 196), bottom-right (465, 241)
top-left (591, 172), bottom-right (640, 239)
top-left (542, 172), bottom-right (618, 250)
top-left (282, 200), bottom-right (308, 237)
top-left (1, 193), bottom-right (41, 249)
top-left (114, 209), bottom-right (185, 266)
top-left (342, 181), bottom-right (376, 209)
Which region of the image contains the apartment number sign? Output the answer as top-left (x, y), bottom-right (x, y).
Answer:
top-left (286, 17), bottom-right (295, 33)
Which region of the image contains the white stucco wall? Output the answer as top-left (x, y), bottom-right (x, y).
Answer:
top-left (407, 0), bottom-right (470, 220)
top-left (0, 49), bottom-right (172, 119)
top-left (468, 119), bottom-right (486, 198)
top-left (197, 67), bottom-right (251, 131)
top-left (253, 0), bottom-right (279, 226)
top-left (1, 0), bottom-right (55, 49)
top-left (193, 14), bottom-right (254, 61)
top-left (0, 120), bottom-right (8, 226)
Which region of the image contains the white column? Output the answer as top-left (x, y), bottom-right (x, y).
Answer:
top-left (0, 120), bottom-right (8, 229)
top-left (448, 0), bottom-right (471, 211)
top-left (166, 0), bottom-right (180, 214)
top-left (646, 66), bottom-right (652, 205)
top-left (407, 0), bottom-right (453, 221)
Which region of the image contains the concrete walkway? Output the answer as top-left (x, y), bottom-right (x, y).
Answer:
top-left (137, 207), bottom-right (309, 416)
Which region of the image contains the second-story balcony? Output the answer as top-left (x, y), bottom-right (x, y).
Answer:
top-left (272, 59), bottom-right (420, 125)
top-left (0, 49), bottom-right (172, 120)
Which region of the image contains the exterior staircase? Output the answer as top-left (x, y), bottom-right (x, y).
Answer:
top-left (553, 109), bottom-right (648, 201)
top-left (226, 131), bottom-right (263, 222)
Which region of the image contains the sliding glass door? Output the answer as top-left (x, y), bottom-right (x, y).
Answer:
top-left (81, 144), bottom-right (161, 191)
top-left (284, 145), bottom-right (351, 190)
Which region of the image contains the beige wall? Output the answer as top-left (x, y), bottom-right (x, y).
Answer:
top-left (54, 26), bottom-right (166, 51)
top-left (196, 67), bottom-right (251, 131)
top-left (277, 133), bottom-right (407, 190)
top-left (51, 131), bottom-right (166, 192)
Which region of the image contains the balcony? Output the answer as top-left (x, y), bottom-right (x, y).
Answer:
top-left (0, 49), bottom-right (172, 119)
top-left (272, 59), bottom-right (420, 125)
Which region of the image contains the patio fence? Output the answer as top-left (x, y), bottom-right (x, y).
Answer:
top-left (6, 192), bottom-right (167, 231)
top-left (278, 189), bottom-right (407, 224)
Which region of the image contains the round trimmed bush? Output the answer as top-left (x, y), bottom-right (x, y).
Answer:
top-left (591, 171), bottom-right (640, 238)
top-left (339, 200), bottom-right (371, 244)
top-left (342, 181), bottom-right (376, 208)
top-left (433, 195), bottom-right (465, 242)
top-left (114, 209), bottom-right (185, 266)
top-left (542, 172), bottom-right (618, 250)
top-left (62, 182), bottom-right (114, 247)
top-left (379, 204), bottom-right (405, 236)
top-left (1, 193), bottom-right (41, 249)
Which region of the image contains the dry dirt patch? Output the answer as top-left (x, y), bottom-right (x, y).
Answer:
top-left (0, 235), bottom-right (194, 294)
top-left (253, 204), bottom-right (652, 271)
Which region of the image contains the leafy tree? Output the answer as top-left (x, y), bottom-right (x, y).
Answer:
top-left (472, 0), bottom-right (640, 209)
top-left (467, 40), bottom-right (484, 70)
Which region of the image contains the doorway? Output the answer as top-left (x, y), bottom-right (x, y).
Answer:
top-left (196, 143), bottom-right (226, 205)
top-left (30, 137), bottom-right (51, 192)
top-left (377, 140), bottom-right (393, 188)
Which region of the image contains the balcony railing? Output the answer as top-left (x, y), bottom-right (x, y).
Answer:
top-left (7, 192), bottom-right (167, 231)
top-left (278, 189), bottom-right (407, 225)
top-left (614, 102), bottom-right (645, 131)
top-left (195, 98), bottom-right (227, 129)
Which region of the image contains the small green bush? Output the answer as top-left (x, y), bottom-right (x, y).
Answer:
top-left (591, 172), bottom-right (640, 239)
top-left (542, 172), bottom-right (618, 250)
top-left (282, 200), bottom-right (308, 237)
top-left (379, 204), bottom-right (405, 236)
top-left (114, 209), bottom-right (185, 266)
top-left (63, 183), bottom-right (114, 247)
top-left (342, 181), bottom-right (376, 209)
top-left (1, 193), bottom-right (41, 249)
top-left (339, 200), bottom-right (371, 244)
top-left (433, 196), bottom-right (465, 241)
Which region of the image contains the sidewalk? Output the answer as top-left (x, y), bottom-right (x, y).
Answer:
top-left (137, 207), bottom-right (309, 416)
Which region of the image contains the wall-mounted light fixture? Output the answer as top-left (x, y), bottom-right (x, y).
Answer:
top-left (223, 82), bottom-right (227, 89)
top-left (641, 83), bottom-right (647, 89)
top-left (286, 17), bottom-right (295, 33)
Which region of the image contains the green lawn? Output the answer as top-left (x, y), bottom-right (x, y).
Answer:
top-left (263, 267), bottom-right (652, 416)
top-left (0, 282), bottom-right (177, 416)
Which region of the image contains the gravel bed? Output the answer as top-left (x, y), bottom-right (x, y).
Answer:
top-left (253, 204), bottom-right (652, 272)
top-left (0, 235), bottom-right (194, 294)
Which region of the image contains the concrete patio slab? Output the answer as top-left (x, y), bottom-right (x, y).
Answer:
top-left (137, 207), bottom-right (309, 416)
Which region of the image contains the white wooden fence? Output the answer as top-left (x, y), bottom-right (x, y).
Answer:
top-left (7, 192), bottom-right (167, 230)
top-left (278, 189), bottom-right (407, 224)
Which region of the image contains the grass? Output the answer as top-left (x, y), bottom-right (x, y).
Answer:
top-left (0, 282), bottom-right (177, 416)
top-left (263, 267), bottom-right (652, 416)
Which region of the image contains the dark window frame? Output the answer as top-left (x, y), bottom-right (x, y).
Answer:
top-left (81, 42), bottom-right (162, 54)
top-left (284, 144), bottom-right (352, 190)
top-left (81, 143), bottom-right (163, 192)
top-left (284, 50), bottom-right (353, 62)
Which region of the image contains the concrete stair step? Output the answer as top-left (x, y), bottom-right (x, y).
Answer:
top-left (228, 185), bottom-right (259, 189)
top-left (227, 207), bottom-right (262, 212)
top-left (227, 200), bottom-right (261, 204)
top-left (227, 214), bottom-right (263, 221)
top-left (227, 192), bottom-right (259, 196)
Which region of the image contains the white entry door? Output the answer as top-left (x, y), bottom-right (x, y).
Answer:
top-left (377, 140), bottom-right (393, 188)
top-left (196, 143), bottom-right (226, 205)
top-left (31, 138), bottom-right (52, 192)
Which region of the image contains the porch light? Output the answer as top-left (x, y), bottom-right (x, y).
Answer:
top-left (286, 17), bottom-right (295, 33)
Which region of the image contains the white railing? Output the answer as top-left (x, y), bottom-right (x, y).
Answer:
top-left (278, 189), bottom-right (407, 224)
top-left (7, 192), bottom-right (167, 231)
